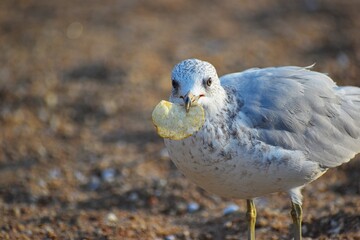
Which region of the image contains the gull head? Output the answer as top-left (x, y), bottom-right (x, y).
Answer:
top-left (169, 59), bottom-right (226, 114)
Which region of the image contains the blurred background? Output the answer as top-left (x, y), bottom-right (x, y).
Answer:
top-left (0, 0), bottom-right (359, 239)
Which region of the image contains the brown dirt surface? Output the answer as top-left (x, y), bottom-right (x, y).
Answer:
top-left (0, 0), bottom-right (360, 239)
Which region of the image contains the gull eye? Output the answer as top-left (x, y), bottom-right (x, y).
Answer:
top-left (172, 80), bottom-right (179, 89)
top-left (206, 77), bottom-right (212, 87)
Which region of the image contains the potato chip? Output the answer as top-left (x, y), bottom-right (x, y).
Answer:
top-left (152, 100), bottom-right (205, 140)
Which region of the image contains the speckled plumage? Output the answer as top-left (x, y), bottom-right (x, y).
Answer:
top-left (165, 58), bottom-right (360, 205)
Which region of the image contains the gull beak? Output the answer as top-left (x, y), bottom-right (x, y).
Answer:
top-left (184, 92), bottom-right (199, 113)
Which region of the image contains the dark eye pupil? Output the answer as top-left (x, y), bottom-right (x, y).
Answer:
top-left (172, 80), bottom-right (178, 89)
top-left (206, 78), bottom-right (212, 87)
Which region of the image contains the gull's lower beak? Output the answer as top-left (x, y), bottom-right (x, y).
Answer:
top-left (184, 92), bottom-right (198, 113)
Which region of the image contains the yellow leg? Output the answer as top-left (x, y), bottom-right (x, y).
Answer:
top-left (290, 202), bottom-right (302, 240)
top-left (246, 199), bottom-right (256, 240)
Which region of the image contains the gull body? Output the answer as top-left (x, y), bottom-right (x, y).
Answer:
top-left (164, 59), bottom-right (360, 239)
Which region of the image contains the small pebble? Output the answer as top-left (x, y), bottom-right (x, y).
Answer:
top-left (302, 224), bottom-right (308, 235)
top-left (128, 192), bottom-right (139, 202)
top-left (102, 168), bottom-right (116, 182)
top-left (187, 202), bottom-right (200, 213)
top-left (224, 221), bottom-right (233, 229)
top-left (74, 171), bottom-right (87, 183)
top-left (223, 203), bottom-right (239, 215)
top-left (182, 230), bottom-right (190, 238)
top-left (328, 219), bottom-right (342, 234)
top-left (121, 168), bottom-right (130, 177)
top-left (164, 235), bottom-right (176, 240)
top-left (154, 189), bottom-right (162, 197)
top-left (38, 179), bottom-right (47, 188)
top-left (160, 148), bottom-right (170, 159)
top-left (88, 176), bottom-right (101, 191)
top-left (106, 213), bottom-right (118, 223)
top-left (158, 179), bottom-right (167, 187)
top-left (44, 225), bottom-right (55, 234)
top-left (13, 207), bottom-right (21, 217)
top-left (176, 202), bottom-right (187, 213)
top-left (49, 168), bottom-right (61, 179)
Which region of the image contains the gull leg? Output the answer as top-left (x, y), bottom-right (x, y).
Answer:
top-left (246, 199), bottom-right (256, 240)
top-left (290, 202), bottom-right (302, 240)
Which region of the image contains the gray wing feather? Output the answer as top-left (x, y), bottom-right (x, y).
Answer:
top-left (221, 66), bottom-right (360, 168)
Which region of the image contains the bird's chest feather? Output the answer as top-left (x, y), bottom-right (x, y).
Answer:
top-left (165, 119), bottom-right (233, 168)
top-left (164, 119), bottom-right (247, 195)
top-left (164, 119), bottom-right (322, 199)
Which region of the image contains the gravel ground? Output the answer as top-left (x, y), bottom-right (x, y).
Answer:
top-left (0, 0), bottom-right (359, 239)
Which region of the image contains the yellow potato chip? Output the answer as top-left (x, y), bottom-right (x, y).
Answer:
top-left (152, 100), bottom-right (205, 140)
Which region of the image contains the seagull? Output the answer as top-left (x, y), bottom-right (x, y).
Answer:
top-left (164, 58), bottom-right (360, 240)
